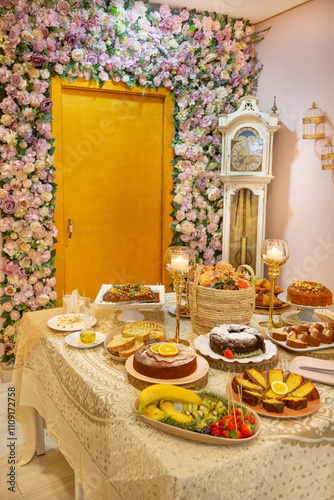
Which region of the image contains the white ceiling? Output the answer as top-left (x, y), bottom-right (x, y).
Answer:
top-left (151, 0), bottom-right (311, 24)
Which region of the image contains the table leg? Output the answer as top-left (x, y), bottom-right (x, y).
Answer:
top-left (35, 409), bottom-right (45, 456)
top-left (75, 475), bottom-right (86, 500)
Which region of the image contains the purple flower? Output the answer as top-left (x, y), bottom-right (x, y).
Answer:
top-left (31, 53), bottom-right (48, 67)
top-left (2, 196), bottom-right (18, 214)
top-left (194, 31), bottom-right (205, 42)
top-left (39, 99), bottom-right (53, 113)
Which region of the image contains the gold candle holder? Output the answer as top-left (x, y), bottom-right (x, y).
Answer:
top-left (259, 239), bottom-right (289, 329)
top-left (165, 246), bottom-right (195, 345)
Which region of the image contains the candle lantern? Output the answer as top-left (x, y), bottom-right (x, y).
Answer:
top-left (259, 239), bottom-right (289, 328)
top-left (165, 246), bottom-right (195, 345)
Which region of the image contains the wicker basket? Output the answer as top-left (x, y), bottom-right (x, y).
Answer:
top-left (187, 264), bottom-right (255, 335)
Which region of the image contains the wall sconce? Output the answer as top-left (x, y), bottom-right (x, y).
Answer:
top-left (302, 102), bottom-right (325, 139)
top-left (321, 141), bottom-right (334, 170)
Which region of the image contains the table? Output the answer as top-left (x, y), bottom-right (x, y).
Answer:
top-left (13, 295), bottom-right (334, 500)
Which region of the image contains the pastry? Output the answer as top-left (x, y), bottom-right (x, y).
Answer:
top-left (255, 278), bottom-right (284, 308)
top-left (286, 280), bottom-right (332, 307)
top-left (102, 283), bottom-right (158, 303)
top-left (133, 343), bottom-right (197, 379)
top-left (209, 324), bottom-right (266, 358)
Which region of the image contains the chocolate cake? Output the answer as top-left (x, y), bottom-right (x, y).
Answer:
top-left (209, 324), bottom-right (266, 357)
top-left (102, 283), bottom-right (157, 303)
top-left (287, 280), bottom-right (332, 307)
top-left (133, 343), bottom-right (197, 379)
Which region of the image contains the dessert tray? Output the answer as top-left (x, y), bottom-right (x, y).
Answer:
top-left (278, 292), bottom-right (334, 323)
top-left (126, 354), bottom-right (209, 387)
top-left (104, 324), bottom-right (167, 362)
top-left (194, 334), bottom-right (277, 365)
top-left (64, 331), bottom-right (105, 349)
top-left (94, 284), bottom-right (165, 322)
top-left (228, 371), bottom-right (320, 419)
top-left (268, 325), bottom-right (334, 354)
top-left (48, 313), bottom-right (97, 332)
top-left (134, 398), bottom-right (261, 445)
top-left (289, 356), bottom-right (334, 386)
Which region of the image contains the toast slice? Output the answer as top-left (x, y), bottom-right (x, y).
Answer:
top-left (267, 369), bottom-right (284, 385)
top-left (106, 334), bottom-right (136, 353)
top-left (244, 368), bottom-right (267, 389)
top-left (284, 372), bottom-right (304, 393)
top-left (118, 340), bottom-right (145, 358)
top-left (282, 396), bottom-right (308, 411)
top-left (262, 399), bottom-right (285, 414)
top-left (289, 380), bottom-right (318, 401)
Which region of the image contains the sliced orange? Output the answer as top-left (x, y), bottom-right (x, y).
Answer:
top-left (158, 344), bottom-right (179, 357)
top-left (150, 344), bottom-right (160, 354)
top-left (271, 381), bottom-right (288, 395)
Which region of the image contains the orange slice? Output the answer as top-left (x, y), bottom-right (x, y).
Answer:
top-left (271, 381), bottom-right (288, 395)
top-left (150, 344), bottom-right (160, 354)
top-left (158, 344), bottom-right (179, 357)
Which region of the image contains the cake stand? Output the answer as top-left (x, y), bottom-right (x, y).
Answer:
top-left (278, 292), bottom-right (334, 324)
top-left (94, 284), bottom-right (165, 322)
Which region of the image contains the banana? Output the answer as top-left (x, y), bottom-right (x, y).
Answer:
top-left (159, 401), bottom-right (193, 423)
top-left (137, 384), bottom-right (202, 414)
top-left (142, 403), bottom-right (165, 421)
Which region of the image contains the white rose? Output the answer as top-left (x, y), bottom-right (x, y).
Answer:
top-left (39, 206), bottom-right (49, 217)
top-left (41, 192), bottom-right (53, 202)
top-left (169, 39), bottom-right (179, 49)
top-left (40, 69), bottom-right (50, 79)
top-left (174, 194), bottom-right (184, 205)
top-left (23, 162), bottom-right (35, 174)
top-left (139, 30), bottom-right (148, 40)
top-left (180, 221), bottom-right (195, 235)
top-left (207, 187), bottom-right (221, 201)
top-left (71, 49), bottom-right (85, 62)
top-left (1, 114), bottom-right (13, 126)
top-left (36, 294), bottom-right (50, 306)
top-left (21, 31), bottom-right (34, 42)
top-left (35, 160), bottom-right (46, 171)
top-left (133, 41), bottom-right (141, 51)
top-left (12, 63), bottom-right (25, 75)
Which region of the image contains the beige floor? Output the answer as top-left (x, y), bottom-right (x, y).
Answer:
top-left (0, 381), bottom-right (75, 499)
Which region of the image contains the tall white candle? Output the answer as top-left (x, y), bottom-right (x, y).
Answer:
top-left (171, 254), bottom-right (189, 272)
top-left (266, 247), bottom-right (284, 263)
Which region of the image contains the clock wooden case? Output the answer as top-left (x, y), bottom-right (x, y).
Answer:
top-left (218, 96), bottom-right (280, 276)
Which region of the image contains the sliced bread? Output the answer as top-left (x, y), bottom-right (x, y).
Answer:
top-left (118, 340), bottom-right (145, 358)
top-left (106, 334), bottom-right (135, 353)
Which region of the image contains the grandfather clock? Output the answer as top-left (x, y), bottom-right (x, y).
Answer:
top-left (218, 96), bottom-right (280, 276)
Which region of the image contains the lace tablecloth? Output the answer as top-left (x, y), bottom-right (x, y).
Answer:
top-left (12, 294), bottom-right (334, 500)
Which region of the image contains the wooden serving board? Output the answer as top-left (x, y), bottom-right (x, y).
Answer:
top-left (198, 350), bottom-right (279, 373)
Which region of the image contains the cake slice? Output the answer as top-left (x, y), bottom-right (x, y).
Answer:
top-left (282, 396), bottom-right (308, 410)
top-left (286, 332), bottom-right (308, 349)
top-left (244, 368), bottom-right (268, 389)
top-left (300, 333), bottom-right (321, 347)
top-left (267, 369), bottom-right (284, 385)
top-left (231, 376), bottom-right (263, 394)
top-left (106, 334), bottom-right (135, 353)
top-left (284, 372), bottom-right (304, 393)
top-left (264, 387), bottom-right (285, 400)
top-left (311, 329), bottom-right (332, 344)
top-left (262, 399), bottom-right (285, 414)
top-left (242, 390), bottom-right (263, 407)
top-left (289, 380), bottom-right (319, 401)
top-left (118, 340), bottom-right (145, 358)
top-left (271, 329), bottom-right (288, 341)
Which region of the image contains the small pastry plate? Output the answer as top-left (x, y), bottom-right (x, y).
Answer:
top-left (126, 353), bottom-right (209, 386)
top-left (48, 313), bottom-right (97, 332)
top-left (268, 326), bottom-right (334, 353)
top-left (227, 372), bottom-right (320, 419)
top-left (194, 334), bottom-right (277, 364)
top-left (104, 324), bottom-right (167, 363)
top-left (168, 304), bottom-right (190, 318)
top-left (64, 331), bottom-right (105, 349)
top-left (135, 397), bottom-right (260, 445)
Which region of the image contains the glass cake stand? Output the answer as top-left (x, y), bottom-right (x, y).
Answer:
top-left (278, 292), bottom-right (334, 323)
top-left (94, 284), bottom-right (165, 322)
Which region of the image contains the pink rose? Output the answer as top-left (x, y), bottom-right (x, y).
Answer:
top-left (3, 302), bottom-right (13, 312)
top-left (2, 196), bottom-right (18, 214)
top-left (10, 310), bottom-right (21, 321)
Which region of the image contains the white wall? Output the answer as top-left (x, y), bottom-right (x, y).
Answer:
top-left (255, 0), bottom-right (334, 291)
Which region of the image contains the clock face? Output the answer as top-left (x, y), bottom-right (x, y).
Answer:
top-left (231, 128), bottom-right (263, 172)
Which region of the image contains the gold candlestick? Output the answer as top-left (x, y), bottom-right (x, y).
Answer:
top-left (165, 246), bottom-right (195, 345)
top-left (259, 239), bottom-right (289, 329)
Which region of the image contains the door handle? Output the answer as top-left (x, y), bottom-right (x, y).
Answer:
top-left (68, 218), bottom-right (73, 239)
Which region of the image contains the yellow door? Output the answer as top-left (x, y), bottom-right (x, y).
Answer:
top-left (52, 79), bottom-right (174, 300)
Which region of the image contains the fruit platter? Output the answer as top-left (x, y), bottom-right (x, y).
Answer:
top-left (229, 367), bottom-right (320, 419)
top-left (135, 384), bottom-right (260, 445)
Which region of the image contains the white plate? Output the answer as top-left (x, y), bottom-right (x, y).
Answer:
top-left (48, 313), bottom-right (97, 332)
top-left (168, 305), bottom-right (190, 318)
top-left (135, 398), bottom-right (260, 445)
top-left (94, 284), bottom-right (165, 309)
top-left (104, 324), bottom-right (167, 363)
top-left (194, 334), bottom-right (277, 364)
top-left (268, 327), bottom-right (334, 353)
top-left (64, 331), bottom-right (105, 348)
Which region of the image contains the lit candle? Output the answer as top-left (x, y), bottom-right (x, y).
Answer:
top-left (170, 254), bottom-right (189, 272)
top-left (266, 247), bottom-right (284, 263)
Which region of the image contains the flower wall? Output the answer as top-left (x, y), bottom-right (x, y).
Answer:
top-left (0, 0), bottom-right (262, 363)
